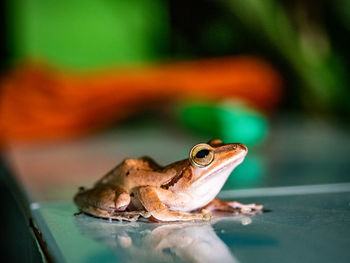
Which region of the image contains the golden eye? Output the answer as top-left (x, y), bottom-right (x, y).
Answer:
top-left (189, 143), bottom-right (214, 167)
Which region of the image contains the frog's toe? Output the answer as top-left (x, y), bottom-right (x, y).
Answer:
top-left (201, 209), bottom-right (212, 220)
top-left (115, 192), bottom-right (131, 211)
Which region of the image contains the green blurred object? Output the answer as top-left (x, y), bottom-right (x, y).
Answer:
top-left (176, 101), bottom-right (269, 147)
top-left (9, 0), bottom-right (169, 69)
top-left (222, 154), bottom-right (265, 190)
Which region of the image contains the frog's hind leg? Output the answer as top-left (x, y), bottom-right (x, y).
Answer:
top-left (201, 198), bottom-right (263, 215)
top-left (74, 185), bottom-right (131, 217)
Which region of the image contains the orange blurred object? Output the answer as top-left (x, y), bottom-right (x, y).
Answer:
top-left (0, 56), bottom-right (283, 143)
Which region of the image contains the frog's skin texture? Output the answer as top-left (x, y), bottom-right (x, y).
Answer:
top-left (74, 139), bottom-right (263, 222)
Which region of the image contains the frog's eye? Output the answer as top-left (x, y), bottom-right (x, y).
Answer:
top-left (189, 143), bottom-right (214, 167)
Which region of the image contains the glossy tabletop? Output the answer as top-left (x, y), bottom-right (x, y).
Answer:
top-left (30, 189), bottom-right (350, 263)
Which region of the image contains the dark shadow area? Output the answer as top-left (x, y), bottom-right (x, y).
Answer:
top-left (0, 158), bottom-right (43, 263)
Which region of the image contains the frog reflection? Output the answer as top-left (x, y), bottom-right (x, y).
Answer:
top-left (74, 213), bottom-right (254, 263)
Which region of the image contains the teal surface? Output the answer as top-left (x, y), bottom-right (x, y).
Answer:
top-left (31, 188), bottom-right (350, 263)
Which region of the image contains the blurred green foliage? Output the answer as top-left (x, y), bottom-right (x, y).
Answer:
top-left (6, 0), bottom-right (350, 115)
top-left (9, 0), bottom-right (169, 69)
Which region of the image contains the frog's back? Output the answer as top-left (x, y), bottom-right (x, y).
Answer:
top-left (95, 157), bottom-right (182, 190)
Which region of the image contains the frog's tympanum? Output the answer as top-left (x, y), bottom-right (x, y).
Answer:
top-left (74, 139), bottom-right (263, 222)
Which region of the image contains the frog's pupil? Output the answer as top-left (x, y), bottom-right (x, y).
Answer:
top-left (196, 149), bottom-right (209, 158)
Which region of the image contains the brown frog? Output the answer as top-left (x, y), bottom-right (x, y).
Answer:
top-left (74, 139), bottom-right (263, 222)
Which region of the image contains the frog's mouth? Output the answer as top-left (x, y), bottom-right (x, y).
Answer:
top-left (193, 154), bottom-right (245, 185)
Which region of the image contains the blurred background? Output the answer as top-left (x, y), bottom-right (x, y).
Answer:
top-left (1, 0), bottom-right (350, 195)
top-left (1, 0), bottom-right (350, 194)
top-left (1, 1), bottom-right (350, 262)
top-left (1, 0), bottom-right (350, 141)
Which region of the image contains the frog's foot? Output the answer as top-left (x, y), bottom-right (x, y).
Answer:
top-left (75, 203), bottom-right (140, 221)
top-left (108, 211), bottom-right (146, 222)
top-left (201, 198), bottom-right (263, 215)
top-left (108, 214), bottom-right (139, 222)
top-left (137, 186), bottom-right (212, 222)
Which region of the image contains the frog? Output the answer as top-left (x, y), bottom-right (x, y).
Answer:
top-left (74, 139), bottom-right (263, 222)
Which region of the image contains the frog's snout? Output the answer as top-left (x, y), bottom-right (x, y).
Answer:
top-left (236, 143), bottom-right (248, 153)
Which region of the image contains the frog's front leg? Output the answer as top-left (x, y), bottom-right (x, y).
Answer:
top-left (201, 198), bottom-right (263, 214)
top-left (136, 186), bottom-right (211, 222)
